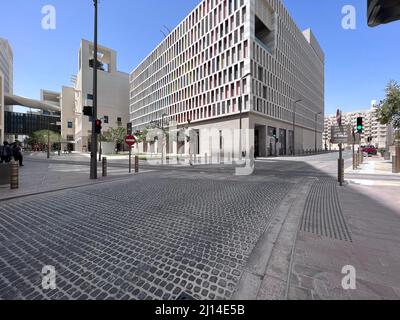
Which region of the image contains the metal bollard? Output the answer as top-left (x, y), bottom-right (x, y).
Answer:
top-left (10, 161), bottom-right (19, 189)
top-left (135, 155), bottom-right (139, 173)
top-left (102, 157), bottom-right (107, 177)
top-left (393, 156), bottom-right (399, 174)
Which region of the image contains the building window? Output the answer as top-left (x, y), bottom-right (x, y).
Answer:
top-left (117, 117), bottom-right (122, 125)
top-left (67, 121), bottom-right (73, 129)
top-left (103, 116), bottom-right (109, 124)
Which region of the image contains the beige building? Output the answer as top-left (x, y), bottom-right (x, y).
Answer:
top-left (61, 40), bottom-right (129, 152)
top-left (323, 101), bottom-right (391, 150)
top-left (0, 38), bottom-right (13, 113)
top-left (130, 0), bottom-right (325, 158)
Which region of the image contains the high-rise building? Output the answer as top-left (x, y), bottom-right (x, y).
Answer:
top-left (129, 0), bottom-right (325, 157)
top-left (61, 40), bottom-right (129, 152)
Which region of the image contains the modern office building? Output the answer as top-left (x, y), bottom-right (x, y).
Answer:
top-left (60, 39), bottom-right (129, 152)
top-left (323, 101), bottom-right (391, 149)
top-left (129, 0), bottom-right (325, 157)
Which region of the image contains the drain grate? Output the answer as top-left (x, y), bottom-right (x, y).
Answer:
top-left (300, 178), bottom-right (352, 242)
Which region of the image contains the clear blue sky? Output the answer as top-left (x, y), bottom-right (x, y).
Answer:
top-left (1, 0), bottom-right (399, 115)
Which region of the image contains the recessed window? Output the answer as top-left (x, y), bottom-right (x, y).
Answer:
top-left (255, 15), bottom-right (275, 53)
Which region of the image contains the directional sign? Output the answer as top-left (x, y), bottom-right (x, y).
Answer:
top-left (125, 135), bottom-right (136, 146)
top-left (331, 125), bottom-right (352, 144)
top-left (336, 109), bottom-right (342, 127)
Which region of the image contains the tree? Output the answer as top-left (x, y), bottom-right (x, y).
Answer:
top-left (27, 130), bottom-right (61, 150)
top-left (376, 80), bottom-right (400, 129)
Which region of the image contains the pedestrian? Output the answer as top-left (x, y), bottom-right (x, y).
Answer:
top-left (12, 143), bottom-right (24, 167)
top-left (0, 141), bottom-right (12, 163)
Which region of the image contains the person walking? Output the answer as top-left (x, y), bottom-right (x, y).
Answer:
top-left (12, 143), bottom-right (24, 167)
top-left (0, 141), bottom-right (12, 163)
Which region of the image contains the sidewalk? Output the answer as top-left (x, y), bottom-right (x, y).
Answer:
top-left (0, 158), bottom-right (154, 201)
top-left (289, 180), bottom-right (400, 299)
top-left (346, 156), bottom-right (400, 187)
top-left (233, 156), bottom-right (400, 300)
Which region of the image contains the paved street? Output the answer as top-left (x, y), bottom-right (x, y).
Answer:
top-left (1, 152), bottom-right (400, 300)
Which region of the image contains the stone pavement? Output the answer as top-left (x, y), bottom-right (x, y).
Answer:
top-left (0, 158), bottom-right (154, 201)
top-left (0, 152), bottom-right (399, 300)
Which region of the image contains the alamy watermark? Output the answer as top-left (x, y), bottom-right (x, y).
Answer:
top-left (341, 265), bottom-right (356, 290)
top-left (342, 5), bottom-right (356, 30)
top-left (41, 5), bottom-right (56, 30)
top-left (42, 265), bottom-right (56, 290)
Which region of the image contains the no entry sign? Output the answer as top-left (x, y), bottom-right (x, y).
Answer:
top-left (125, 135), bottom-right (136, 146)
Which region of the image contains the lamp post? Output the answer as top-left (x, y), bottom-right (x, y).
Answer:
top-left (47, 117), bottom-right (56, 159)
top-left (315, 111), bottom-right (323, 152)
top-left (240, 72), bottom-right (251, 159)
top-left (90, 0), bottom-right (99, 180)
top-left (161, 113), bottom-right (168, 165)
top-left (292, 99), bottom-right (302, 156)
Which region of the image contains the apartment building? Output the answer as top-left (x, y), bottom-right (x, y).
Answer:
top-left (129, 0), bottom-right (325, 157)
top-left (61, 40), bottom-right (129, 152)
top-left (323, 101), bottom-right (391, 149)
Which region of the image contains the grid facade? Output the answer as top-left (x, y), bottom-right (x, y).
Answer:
top-left (129, 0), bottom-right (324, 153)
top-left (0, 38), bottom-right (13, 95)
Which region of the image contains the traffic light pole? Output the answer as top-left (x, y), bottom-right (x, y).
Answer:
top-left (90, 0), bottom-right (98, 180)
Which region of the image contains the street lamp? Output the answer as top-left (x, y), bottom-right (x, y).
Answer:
top-left (240, 72), bottom-right (251, 159)
top-left (292, 99), bottom-right (302, 156)
top-left (47, 116), bottom-right (56, 159)
top-left (315, 111), bottom-right (323, 153)
top-left (90, 0), bottom-right (99, 180)
top-left (161, 113), bottom-right (168, 165)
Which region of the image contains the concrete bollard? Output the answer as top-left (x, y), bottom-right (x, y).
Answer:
top-left (135, 155), bottom-right (139, 173)
top-left (10, 161), bottom-right (19, 189)
top-left (102, 157), bottom-right (107, 177)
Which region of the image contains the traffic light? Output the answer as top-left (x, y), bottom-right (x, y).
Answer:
top-left (368, 0), bottom-right (400, 27)
top-left (357, 117), bottom-right (363, 133)
top-left (95, 119), bottom-right (102, 134)
top-left (83, 106), bottom-right (93, 117)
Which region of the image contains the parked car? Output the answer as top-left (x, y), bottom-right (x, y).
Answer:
top-left (361, 145), bottom-right (378, 156)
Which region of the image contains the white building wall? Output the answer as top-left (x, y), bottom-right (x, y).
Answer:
top-left (63, 40), bottom-right (129, 152)
top-left (129, 0), bottom-right (324, 157)
top-left (0, 38), bottom-right (13, 112)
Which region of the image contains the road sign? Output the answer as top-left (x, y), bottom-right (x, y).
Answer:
top-left (336, 109), bottom-right (342, 126)
top-left (331, 125), bottom-right (352, 144)
top-left (125, 135), bottom-right (136, 146)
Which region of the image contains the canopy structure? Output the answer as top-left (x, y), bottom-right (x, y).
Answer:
top-left (5, 93), bottom-right (61, 113)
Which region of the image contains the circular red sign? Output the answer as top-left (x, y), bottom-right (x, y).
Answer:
top-left (125, 135), bottom-right (136, 146)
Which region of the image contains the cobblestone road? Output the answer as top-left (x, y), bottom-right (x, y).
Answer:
top-left (0, 169), bottom-right (294, 300)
